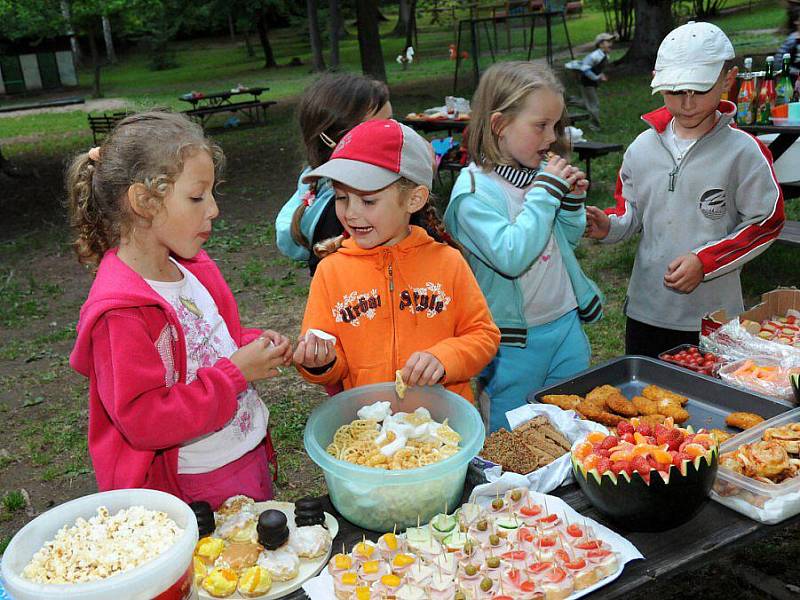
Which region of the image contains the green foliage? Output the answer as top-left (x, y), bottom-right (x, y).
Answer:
top-left (2, 490), bottom-right (25, 513)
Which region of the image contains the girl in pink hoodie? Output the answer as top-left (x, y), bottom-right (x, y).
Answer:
top-left (68, 111), bottom-right (291, 508)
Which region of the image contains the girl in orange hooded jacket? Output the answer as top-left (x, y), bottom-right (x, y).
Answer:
top-left (292, 119), bottom-right (500, 402)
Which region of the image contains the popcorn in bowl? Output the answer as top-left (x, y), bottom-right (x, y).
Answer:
top-left (22, 505), bottom-right (183, 584)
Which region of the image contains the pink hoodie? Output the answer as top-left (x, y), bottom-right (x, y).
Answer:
top-left (70, 249), bottom-right (265, 500)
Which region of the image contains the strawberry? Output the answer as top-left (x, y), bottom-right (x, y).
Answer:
top-left (594, 448), bottom-right (611, 458)
top-left (600, 435), bottom-right (619, 450)
top-left (672, 451), bottom-right (690, 468)
top-left (667, 438), bottom-right (682, 452)
top-left (610, 460), bottom-right (631, 475)
top-left (596, 457), bottom-right (612, 474)
top-left (647, 456), bottom-right (659, 470)
top-left (631, 455), bottom-right (650, 475)
top-left (621, 432), bottom-right (636, 444)
top-left (617, 421), bottom-right (634, 435)
top-left (654, 423), bottom-right (670, 438)
top-left (636, 423), bottom-right (653, 437)
top-left (655, 430), bottom-right (670, 446)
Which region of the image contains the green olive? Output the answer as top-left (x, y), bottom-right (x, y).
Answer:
top-left (511, 489), bottom-right (523, 502)
top-left (454, 592), bottom-right (466, 600)
top-left (476, 519), bottom-right (488, 532)
top-left (462, 541), bottom-right (474, 555)
top-left (459, 522), bottom-right (467, 532)
top-left (486, 556), bottom-right (500, 568)
top-left (491, 498), bottom-right (504, 510)
top-left (480, 577), bottom-right (493, 591)
top-left (489, 534), bottom-right (500, 546)
top-left (464, 564), bottom-right (478, 576)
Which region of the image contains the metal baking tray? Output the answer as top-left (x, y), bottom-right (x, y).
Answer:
top-left (530, 355), bottom-right (793, 433)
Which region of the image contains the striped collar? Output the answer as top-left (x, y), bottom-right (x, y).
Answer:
top-left (494, 163), bottom-right (539, 188)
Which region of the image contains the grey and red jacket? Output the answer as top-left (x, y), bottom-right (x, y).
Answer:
top-left (603, 101), bottom-right (784, 331)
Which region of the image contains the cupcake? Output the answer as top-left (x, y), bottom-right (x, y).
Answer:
top-left (216, 511), bottom-right (257, 543)
top-left (237, 565), bottom-right (273, 597)
top-left (195, 536), bottom-right (225, 565)
top-left (201, 567), bottom-right (238, 598)
top-left (288, 524), bottom-right (331, 558)
top-left (257, 546), bottom-right (300, 582)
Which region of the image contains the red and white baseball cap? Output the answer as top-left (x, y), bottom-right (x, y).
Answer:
top-left (302, 119), bottom-right (433, 190)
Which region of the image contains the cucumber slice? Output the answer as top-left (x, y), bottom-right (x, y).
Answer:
top-left (495, 516), bottom-right (521, 530)
top-left (443, 531), bottom-right (469, 550)
top-left (405, 526), bottom-right (432, 545)
top-left (430, 513), bottom-right (456, 533)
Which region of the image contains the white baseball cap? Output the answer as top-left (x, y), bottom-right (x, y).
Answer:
top-left (651, 21), bottom-right (735, 94)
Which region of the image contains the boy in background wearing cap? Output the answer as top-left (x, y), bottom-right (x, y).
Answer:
top-left (585, 22), bottom-right (784, 358)
top-left (567, 32), bottom-right (616, 129)
top-left (292, 119), bottom-right (500, 403)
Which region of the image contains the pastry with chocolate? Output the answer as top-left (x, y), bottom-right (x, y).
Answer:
top-left (257, 509), bottom-right (290, 550)
top-left (294, 496), bottom-right (326, 528)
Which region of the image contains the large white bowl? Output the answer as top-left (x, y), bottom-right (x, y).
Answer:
top-left (1, 489), bottom-right (198, 600)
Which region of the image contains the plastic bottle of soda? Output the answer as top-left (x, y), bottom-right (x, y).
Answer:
top-left (776, 53), bottom-right (793, 106)
top-left (736, 57), bottom-right (756, 126)
top-left (755, 56), bottom-right (776, 125)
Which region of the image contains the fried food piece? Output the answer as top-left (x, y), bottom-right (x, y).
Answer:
top-left (638, 414), bottom-right (668, 427)
top-left (632, 395), bottom-right (659, 416)
top-left (656, 399), bottom-right (690, 424)
top-left (725, 411), bottom-right (765, 430)
top-left (585, 385), bottom-right (622, 408)
top-left (540, 394), bottom-right (583, 411)
top-left (577, 399), bottom-right (627, 427)
top-left (605, 393), bottom-right (638, 417)
top-left (709, 429), bottom-right (733, 444)
top-left (642, 384), bottom-right (688, 406)
top-left (763, 423), bottom-right (800, 454)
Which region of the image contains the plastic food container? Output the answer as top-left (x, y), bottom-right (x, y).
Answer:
top-left (711, 407), bottom-right (800, 524)
top-left (658, 344), bottom-right (722, 377)
top-left (304, 382), bottom-right (485, 532)
top-left (1, 489), bottom-right (198, 600)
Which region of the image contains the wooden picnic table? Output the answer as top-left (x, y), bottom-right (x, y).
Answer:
top-left (400, 111), bottom-right (589, 134)
top-left (284, 483), bottom-right (800, 599)
top-left (179, 86), bottom-right (275, 129)
top-left (178, 86), bottom-right (269, 109)
top-left (739, 124), bottom-right (800, 246)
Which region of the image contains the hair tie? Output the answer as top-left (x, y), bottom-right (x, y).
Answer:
top-left (302, 189), bottom-right (316, 207)
top-left (88, 146), bottom-right (101, 162)
top-left (319, 132), bottom-right (337, 149)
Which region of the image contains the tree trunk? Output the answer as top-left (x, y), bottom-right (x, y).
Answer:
top-left (307, 0), bottom-right (327, 71)
top-left (255, 10), bottom-right (278, 68)
top-left (228, 11), bottom-right (236, 41)
top-left (244, 26), bottom-right (255, 57)
top-left (60, 0), bottom-right (82, 66)
top-left (355, 0), bottom-right (386, 81)
top-left (403, 0), bottom-right (417, 52)
top-left (87, 23), bottom-right (103, 98)
top-left (329, 0), bottom-right (340, 68)
top-left (101, 15), bottom-right (117, 64)
top-left (392, 0), bottom-right (411, 37)
top-left (621, 0), bottom-right (673, 68)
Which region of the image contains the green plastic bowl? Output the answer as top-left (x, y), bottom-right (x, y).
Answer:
top-left (304, 383), bottom-right (485, 532)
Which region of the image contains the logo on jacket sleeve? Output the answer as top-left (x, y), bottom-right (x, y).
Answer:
top-left (333, 289), bottom-right (382, 326)
top-left (698, 188), bottom-right (727, 220)
top-left (398, 282), bottom-right (452, 318)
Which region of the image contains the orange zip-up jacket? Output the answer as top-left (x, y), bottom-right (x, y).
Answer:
top-left (297, 226), bottom-right (500, 402)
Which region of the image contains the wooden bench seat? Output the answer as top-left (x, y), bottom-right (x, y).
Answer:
top-left (778, 220), bottom-right (800, 246)
top-left (87, 112), bottom-right (128, 144)
top-left (572, 140), bottom-right (624, 181)
top-left (184, 100), bottom-right (276, 129)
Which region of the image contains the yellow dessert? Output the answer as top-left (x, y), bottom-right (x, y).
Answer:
top-left (201, 567), bottom-right (238, 598)
top-left (237, 565), bottom-right (273, 598)
top-left (192, 556), bottom-right (208, 586)
top-left (217, 541), bottom-right (261, 571)
top-left (195, 537), bottom-right (225, 564)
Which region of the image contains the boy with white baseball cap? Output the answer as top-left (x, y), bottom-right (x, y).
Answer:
top-left (584, 21), bottom-right (784, 358)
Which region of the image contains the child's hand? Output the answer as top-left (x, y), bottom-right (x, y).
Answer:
top-left (599, 73), bottom-right (608, 82)
top-left (584, 205), bottom-right (610, 239)
top-left (567, 167), bottom-right (588, 196)
top-left (664, 253), bottom-right (704, 293)
top-left (293, 336), bottom-right (337, 370)
top-left (543, 155), bottom-right (574, 182)
top-left (259, 330), bottom-right (293, 365)
top-left (230, 336), bottom-right (291, 382)
top-left (401, 352), bottom-right (445, 387)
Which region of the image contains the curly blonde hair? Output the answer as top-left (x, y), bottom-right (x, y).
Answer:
top-left (65, 110), bottom-right (224, 269)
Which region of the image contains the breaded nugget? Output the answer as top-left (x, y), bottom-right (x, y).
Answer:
top-left (605, 393), bottom-right (638, 417)
top-left (577, 399), bottom-right (627, 427)
top-left (642, 384), bottom-right (688, 406)
top-left (656, 399), bottom-right (690, 424)
top-left (632, 395), bottom-right (659, 416)
top-left (709, 429), bottom-right (733, 444)
top-left (725, 411), bottom-right (765, 430)
top-left (540, 394), bottom-right (582, 411)
top-left (586, 385), bottom-right (622, 408)
top-left (639, 414), bottom-right (668, 427)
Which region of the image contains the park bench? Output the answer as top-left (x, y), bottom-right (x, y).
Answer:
top-left (572, 140), bottom-right (624, 181)
top-left (778, 219), bottom-right (800, 246)
top-left (183, 99), bottom-right (276, 129)
top-left (87, 111), bottom-right (128, 144)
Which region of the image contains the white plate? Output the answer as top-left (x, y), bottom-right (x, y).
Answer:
top-left (198, 500), bottom-right (338, 600)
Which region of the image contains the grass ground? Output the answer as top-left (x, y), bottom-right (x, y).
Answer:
top-left (1, 1), bottom-right (799, 595)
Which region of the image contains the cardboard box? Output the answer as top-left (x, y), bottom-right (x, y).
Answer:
top-left (702, 287), bottom-right (800, 336)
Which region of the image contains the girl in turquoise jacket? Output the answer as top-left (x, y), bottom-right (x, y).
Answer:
top-left (445, 62), bottom-right (603, 432)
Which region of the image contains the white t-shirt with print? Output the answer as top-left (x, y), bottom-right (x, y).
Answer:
top-left (146, 258), bottom-right (268, 474)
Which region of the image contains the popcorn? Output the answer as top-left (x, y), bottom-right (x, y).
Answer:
top-left (22, 505), bottom-right (182, 584)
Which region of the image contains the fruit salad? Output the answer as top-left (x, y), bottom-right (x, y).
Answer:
top-left (572, 419), bottom-right (719, 485)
